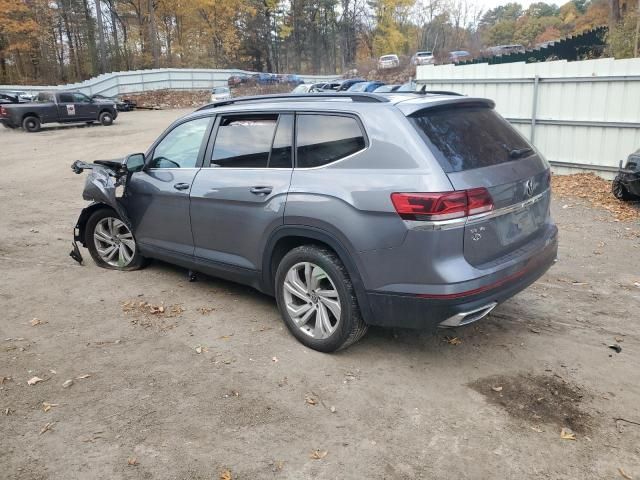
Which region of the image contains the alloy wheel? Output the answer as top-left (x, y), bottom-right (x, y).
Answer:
top-left (282, 262), bottom-right (341, 339)
top-left (93, 217), bottom-right (136, 267)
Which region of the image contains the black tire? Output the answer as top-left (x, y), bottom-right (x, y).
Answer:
top-left (275, 245), bottom-right (368, 352)
top-left (85, 208), bottom-right (144, 271)
top-left (99, 111), bottom-right (114, 126)
top-left (612, 176), bottom-right (634, 201)
top-left (22, 116), bottom-right (41, 132)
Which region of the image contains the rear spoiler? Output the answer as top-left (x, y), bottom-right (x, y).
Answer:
top-left (395, 97), bottom-right (495, 117)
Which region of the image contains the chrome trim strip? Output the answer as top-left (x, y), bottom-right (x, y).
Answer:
top-left (404, 188), bottom-right (549, 231)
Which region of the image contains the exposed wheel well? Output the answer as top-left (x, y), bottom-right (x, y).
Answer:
top-left (21, 113), bottom-right (40, 122)
top-left (269, 236), bottom-right (332, 287)
top-left (75, 203), bottom-right (116, 246)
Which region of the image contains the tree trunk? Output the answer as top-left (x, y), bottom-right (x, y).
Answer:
top-left (94, 0), bottom-right (108, 72)
top-left (147, 0), bottom-right (160, 67)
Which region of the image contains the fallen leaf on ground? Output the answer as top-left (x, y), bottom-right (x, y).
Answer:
top-left (305, 393), bottom-right (317, 406)
top-left (530, 426), bottom-right (543, 433)
top-left (62, 379), bottom-right (74, 388)
top-left (39, 422), bottom-right (54, 435)
top-left (272, 356), bottom-right (278, 362)
top-left (76, 374), bottom-right (91, 380)
top-left (615, 337), bottom-right (624, 343)
top-left (220, 469), bottom-right (232, 480)
top-left (0, 376), bottom-right (11, 384)
top-left (42, 402), bottom-right (59, 412)
top-left (195, 346), bottom-right (203, 354)
top-left (310, 449), bottom-right (328, 460)
top-left (618, 467), bottom-right (633, 479)
top-left (560, 428), bottom-right (576, 440)
top-left (27, 376), bottom-right (44, 386)
top-left (491, 386), bottom-right (503, 392)
top-left (445, 336), bottom-right (462, 345)
top-left (330, 406), bottom-right (336, 413)
top-left (4, 408), bottom-right (10, 415)
top-left (30, 318), bottom-right (47, 326)
top-left (197, 306), bottom-right (215, 314)
top-left (219, 334), bottom-right (233, 340)
top-left (127, 457), bottom-right (138, 466)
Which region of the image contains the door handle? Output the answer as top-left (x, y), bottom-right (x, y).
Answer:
top-left (250, 186), bottom-right (273, 195)
top-left (173, 182), bottom-right (190, 191)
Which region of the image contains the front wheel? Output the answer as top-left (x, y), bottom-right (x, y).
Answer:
top-left (99, 111), bottom-right (114, 126)
top-left (612, 175), bottom-right (634, 201)
top-left (85, 208), bottom-right (144, 270)
top-left (275, 245), bottom-right (368, 352)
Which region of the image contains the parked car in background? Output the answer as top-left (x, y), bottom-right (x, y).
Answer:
top-left (449, 50), bottom-right (471, 63)
top-left (0, 90), bottom-right (35, 102)
top-left (292, 84), bottom-right (312, 93)
top-left (487, 44), bottom-right (525, 56)
top-left (0, 91), bottom-right (117, 132)
top-left (252, 73), bottom-right (278, 85)
top-left (347, 81), bottom-right (386, 93)
top-left (227, 74), bottom-right (251, 87)
top-left (337, 78), bottom-right (366, 91)
top-left (315, 82), bottom-right (341, 91)
top-left (373, 84), bottom-right (401, 93)
top-left (210, 86), bottom-right (232, 102)
top-left (0, 92), bottom-right (20, 105)
top-left (612, 148), bottom-right (640, 201)
top-left (378, 54), bottom-right (400, 69)
top-left (282, 74), bottom-right (304, 86)
top-left (71, 91), bottom-right (557, 352)
top-left (411, 51), bottom-right (435, 66)
top-left (396, 81), bottom-right (417, 92)
top-left (91, 94), bottom-right (137, 112)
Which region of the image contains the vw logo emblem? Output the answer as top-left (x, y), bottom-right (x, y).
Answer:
top-left (524, 179), bottom-right (535, 197)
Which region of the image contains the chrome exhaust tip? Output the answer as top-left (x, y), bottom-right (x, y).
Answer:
top-left (438, 302), bottom-right (498, 328)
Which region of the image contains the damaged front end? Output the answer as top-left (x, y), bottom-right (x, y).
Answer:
top-left (70, 159), bottom-right (132, 264)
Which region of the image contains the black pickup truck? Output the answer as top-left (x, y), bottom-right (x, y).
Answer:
top-left (0, 91), bottom-right (118, 132)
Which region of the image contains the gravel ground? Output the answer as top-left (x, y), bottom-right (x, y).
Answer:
top-left (1, 110), bottom-right (639, 480)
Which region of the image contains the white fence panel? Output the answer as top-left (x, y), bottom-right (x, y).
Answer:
top-left (417, 58), bottom-right (640, 177)
top-left (0, 68), bottom-right (338, 98)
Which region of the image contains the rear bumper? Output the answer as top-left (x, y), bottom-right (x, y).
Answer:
top-left (365, 227), bottom-right (558, 329)
top-left (0, 117), bottom-right (16, 127)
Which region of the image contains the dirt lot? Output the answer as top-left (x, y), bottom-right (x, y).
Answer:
top-left (1, 110), bottom-right (639, 480)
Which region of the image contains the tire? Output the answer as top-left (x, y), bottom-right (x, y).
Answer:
top-left (275, 245), bottom-right (368, 352)
top-left (85, 208), bottom-right (144, 270)
top-left (612, 176), bottom-right (634, 201)
top-left (99, 111), bottom-right (114, 126)
top-left (22, 116), bottom-right (41, 132)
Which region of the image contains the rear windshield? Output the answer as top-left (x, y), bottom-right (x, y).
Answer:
top-left (410, 106), bottom-right (532, 172)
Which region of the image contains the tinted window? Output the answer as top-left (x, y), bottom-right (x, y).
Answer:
top-left (149, 117), bottom-right (210, 168)
top-left (59, 93), bottom-right (74, 103)
top-left (296, 115), bottom-right (366, 168)
top-left (269, 114), bottom-right (293, 168)
top-left (211, 115), bottom-right (277, 168)
top-left (73, 93), bottom-right (91, 103)
top-left (411, 106), bottom-right (532, 172)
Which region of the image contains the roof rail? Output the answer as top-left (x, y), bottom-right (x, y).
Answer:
top-left (196, 92), bottom-right (390, 111)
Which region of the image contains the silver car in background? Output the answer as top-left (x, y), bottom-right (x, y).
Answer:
top-left (412, 51), bottom-right (435, 66)
top-left (210, 86), bottom-right (232, 102)
top-left (378, 54), bottom-right (400, 69)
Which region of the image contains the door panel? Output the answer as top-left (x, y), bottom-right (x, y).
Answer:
top-left (122, 115), bottom-right (213, 258)
top-left (189, 113), bottom-right (293, 271)
top-left (190, 169), bottom-right (292, 270)
top-left (124, 169), bottom-right (199, 256)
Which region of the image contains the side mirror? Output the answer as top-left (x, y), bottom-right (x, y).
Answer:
top-left (124, 153), bottom-right (145, 173)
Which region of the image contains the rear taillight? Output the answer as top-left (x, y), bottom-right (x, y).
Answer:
top-left (391, 188), bottom-right (493, 221)
top-left (0, 106), bottom-right (6, 117)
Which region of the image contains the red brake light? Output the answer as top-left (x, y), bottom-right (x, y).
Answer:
top-left (0, 106), bottom-right (6, 117)
top-left (466, 187), bottom-right (493, 215)
top-left (391, 188), bottom-right (493, 221)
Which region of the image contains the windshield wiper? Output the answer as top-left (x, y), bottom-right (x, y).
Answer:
top-left (509, 147), bottom-right (534, 159)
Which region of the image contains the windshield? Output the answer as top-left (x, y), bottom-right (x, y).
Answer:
top-left (380, 55), bottom-right (397, 60)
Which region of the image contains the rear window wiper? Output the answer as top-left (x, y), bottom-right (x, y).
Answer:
top-left (509, 147), bottom-right (534, 159)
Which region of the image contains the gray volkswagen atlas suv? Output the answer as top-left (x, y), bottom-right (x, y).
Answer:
top-left (71, 92), bottom-right (558, 352)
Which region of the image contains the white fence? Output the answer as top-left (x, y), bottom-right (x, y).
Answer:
top-left (416, 58), bottom-right (640, 177)
top-left (0, 68), bottom-right (338, 98)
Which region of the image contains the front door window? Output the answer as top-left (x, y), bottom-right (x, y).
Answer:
top-left (149, 117), bottom-right (210, 169)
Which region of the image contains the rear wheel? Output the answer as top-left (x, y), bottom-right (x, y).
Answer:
top-left (85, 209), bottom-right (144, 270)
top-left (22, 116), bottom-right (41, 132)
top-left (612, 175), bottom-right (634, 201)
top-left (99, 111), bottom-right (114, 126)
top-left (275, 245), bottom-right (368, 352)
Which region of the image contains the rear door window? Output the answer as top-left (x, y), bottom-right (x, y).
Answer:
top-left (296, 114), bottom-right (366, 168)
top-left (410, 106), bottom-right (532, 172)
